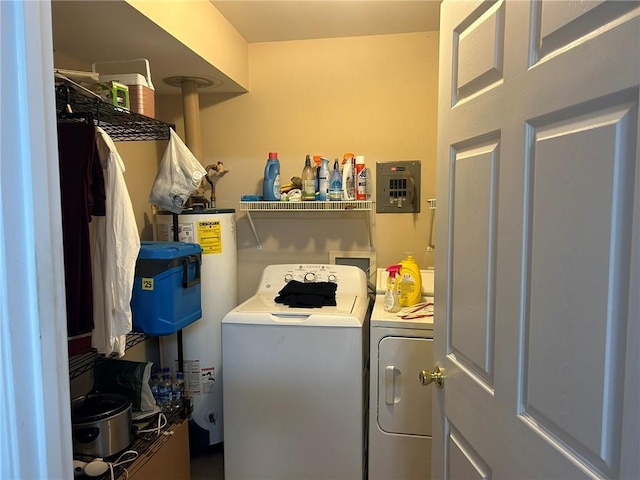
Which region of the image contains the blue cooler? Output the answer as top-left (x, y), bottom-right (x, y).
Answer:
top-left (131, 241), bottom-right (202, 335)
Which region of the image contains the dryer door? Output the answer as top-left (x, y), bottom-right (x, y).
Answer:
top-left (378, 336), bottom-right (432, 435)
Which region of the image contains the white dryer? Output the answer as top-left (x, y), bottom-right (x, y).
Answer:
top-left (369, 268), bottom-right (434, 480)
top-left (222, 264), bottom-right (370, 480)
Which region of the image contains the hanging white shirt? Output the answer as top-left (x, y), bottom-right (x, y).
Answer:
top-left (91, 127), bottom-right (140, 357)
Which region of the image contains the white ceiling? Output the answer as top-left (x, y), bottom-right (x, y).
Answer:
top-left (211, 1), bottom-right (441, 43)
top-left (51, 1), bottom-right (441, 95)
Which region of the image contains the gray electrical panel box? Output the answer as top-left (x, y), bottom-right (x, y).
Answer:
top-left (376, 161), bottom-right (421, 213)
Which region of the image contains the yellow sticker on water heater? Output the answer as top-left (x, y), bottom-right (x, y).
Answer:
top-left (141, 278), bottom-right (154, 290)
top-left (197, 221), bottom-right (222, 254)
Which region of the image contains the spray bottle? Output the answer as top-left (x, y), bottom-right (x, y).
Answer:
top-left (342, 153), bottom-right (355, 200)
top-left (398, 254), bottom-right (422, 307)
top-left (329, 158), bottom-right (343, 201)
top-left (384, 264), bottom-right (401, 313)
top-left (318, 157), bottom-right (330, 201)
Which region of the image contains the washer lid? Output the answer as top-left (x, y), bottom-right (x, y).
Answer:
top-left (223, 293), bottom-right (364, 326)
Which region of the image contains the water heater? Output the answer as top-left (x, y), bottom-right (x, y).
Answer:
top-left (156, 209), bottom-right (237, 449)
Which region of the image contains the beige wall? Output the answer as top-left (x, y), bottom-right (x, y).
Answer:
top-left (118, 141), bottom-right (167, 241)
top-left (159, 32), bottom-right (439, 301)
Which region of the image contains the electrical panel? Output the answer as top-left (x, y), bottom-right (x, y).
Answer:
top-left (376, 161), bottom-right (421, 213)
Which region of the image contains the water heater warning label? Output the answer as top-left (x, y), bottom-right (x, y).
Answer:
top-left (197, 221), bottom-right (222, 255)
top-left (201, 366), bottom-right (215, 393)
top-left (182, 359), bottom-right (201, 396)
top-left (157, 222), bottom-right (195, 243)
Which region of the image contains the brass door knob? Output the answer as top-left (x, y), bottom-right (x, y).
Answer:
top-left (419, 366), bottom-right (444, 388)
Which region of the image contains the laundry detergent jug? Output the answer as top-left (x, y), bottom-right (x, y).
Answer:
top-left (398, 254), bottom-right (422, 307)
top-left (262, 152), bottom-right (281, 201)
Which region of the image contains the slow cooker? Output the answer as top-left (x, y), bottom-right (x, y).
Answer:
top-left (71, 393), bottom-right (133, 458)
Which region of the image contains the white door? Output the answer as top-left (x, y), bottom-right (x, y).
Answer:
top-left (434, 1), bottom-right (639, 479)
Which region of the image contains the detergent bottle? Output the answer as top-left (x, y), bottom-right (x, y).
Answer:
top-left (384, 264), bottom-right (401, 313)
top-left (398, 254), bottom-right (422, 307)
top-left (262, 152), bottom-right (281, 201)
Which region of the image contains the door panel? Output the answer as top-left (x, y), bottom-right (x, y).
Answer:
top-left (455, 1), bottom-right (506, 101)
top-left (523, 96), bottom-right (637, 474)
top-left (434, 1), bottom-right (639, 479)
top-left (450, 137), bottom-right (500, 386)
top-left (448, 424), bottom-right (491, 480)
top-left (532, 1), bottom-right (638, 62)
top-left (378, 336), bottom-right (432, 435)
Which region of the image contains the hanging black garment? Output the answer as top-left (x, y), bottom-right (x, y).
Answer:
top-left (57, 122), bottom-right (105, 337)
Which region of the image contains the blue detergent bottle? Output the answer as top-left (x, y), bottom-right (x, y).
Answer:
top-left (262, 152), bottom-right (281, 201)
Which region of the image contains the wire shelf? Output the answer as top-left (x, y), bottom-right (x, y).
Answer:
top-left (240, 200), bottom-right (373, 212)
top-left (239, 200), bottom-right (374, 250)
top-left (55, 83), bottom-right (174, 142)
top-left (68, 333), bottom-right (149, 380)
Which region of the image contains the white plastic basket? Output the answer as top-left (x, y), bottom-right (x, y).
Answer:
top-left (92, 58), bottom-right (155, 90)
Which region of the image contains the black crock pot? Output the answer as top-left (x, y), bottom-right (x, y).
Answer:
top-left (71, 393), bottom-right (133, 458)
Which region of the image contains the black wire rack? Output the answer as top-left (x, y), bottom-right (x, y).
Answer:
top-left (55, 83), bottom-right (174, 142)
top-left (68, 333), bottom-right (149, 380)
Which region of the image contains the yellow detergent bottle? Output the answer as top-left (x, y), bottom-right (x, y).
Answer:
top-left (398, 254), bottom-right (422, 307)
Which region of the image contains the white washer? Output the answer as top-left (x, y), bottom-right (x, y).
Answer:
top-left (369, 268), bottom-right (434, 480)
top-left (222, 264), bottom-right (369, 480)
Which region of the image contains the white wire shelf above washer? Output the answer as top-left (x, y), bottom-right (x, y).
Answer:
top-left (239, 200), bottom-right (374, 250)
top-left (240, 200), bottom-right (373, 211)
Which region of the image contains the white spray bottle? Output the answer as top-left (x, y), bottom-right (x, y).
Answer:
top-left (384, 264), bottom-right (401, 313)
top-left (342, 153), bottom-right (355, 200)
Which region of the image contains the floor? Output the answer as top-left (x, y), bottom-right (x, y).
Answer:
top-left (190, 443), bottom-right (224, 480)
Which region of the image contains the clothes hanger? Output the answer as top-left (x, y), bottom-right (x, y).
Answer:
top-left (56, 84), bottom-right (95, 125)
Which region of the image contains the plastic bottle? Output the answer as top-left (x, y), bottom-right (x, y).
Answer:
top-left (342, 153), bottom-right (355, 200)
top-left (329, 158), bottom-right (343, 201)
top-left (302, 154), bottom-right (316, 201)
top-left (150, 371), bottom-right (160, 406)
top-left (318, 157), bottom-right (330, 201)
top-left (384, 264), bottom-right (401, 313)
top-left (313, 155), bottom-right (322, 195)
top-left (398, 254), bottom-right (422, 307)
top-left (262, 152), bottom-right (281, 201)
top-left (159, 368), bottom-right (173, 412)
top-left (355, 155), bottom-right (366, 200)
top-left (364, 167), bottom-right (372, 200)
top-left (172, 372), bottom-right (185, 411)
